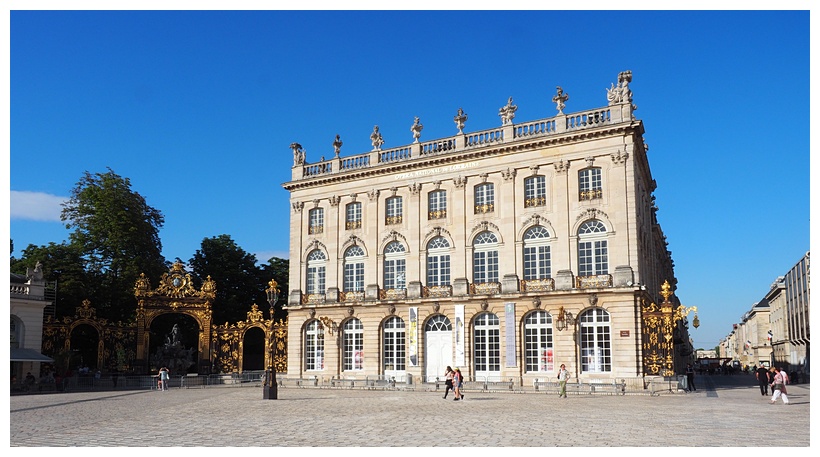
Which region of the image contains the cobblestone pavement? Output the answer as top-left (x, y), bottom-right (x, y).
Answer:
top-left (9, 374), bottom-right (810, 447)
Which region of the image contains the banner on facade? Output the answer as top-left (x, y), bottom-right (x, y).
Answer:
top-left (455, 304), bottom-right (465, 366)
top-left (409, 307), bottom-right (418, 366)
top-left (505, 302), bottom-right (516, 367)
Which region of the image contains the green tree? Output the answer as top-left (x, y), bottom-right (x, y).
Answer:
top-left (11, 242), bottom-right (88, 318)
top-left (188, 235), bottom-right (265, 324)
top-left (61, 168), bottom-right (167, 321)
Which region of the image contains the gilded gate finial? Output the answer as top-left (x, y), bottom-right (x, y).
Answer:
top-left (660, 280), bottom-right (672, 302)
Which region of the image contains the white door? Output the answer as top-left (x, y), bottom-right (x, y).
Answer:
top-left (425, 315), bottom-right (453, 382)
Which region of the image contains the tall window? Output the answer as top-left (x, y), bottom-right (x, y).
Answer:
top-left (345, 202), bottom-right (362, 230)
top-left (343, 318), bottom-right (364, 371)
top-left (343, 246), bottom-right (365, 292)
top-left (578, 220), bottom-right (608, 276)
top-left (579, 308), bottom-right (611, 372)
top-left (473, 231), bottom-right (499, 284)
top-left (308, 208), bottom-right (324, 234)
top-left (523, 226), bottom-right (551, 280)
top-left (473, 313), bottom-right (501, 375)
top-left (383, 241), bottom-right (406, 290)
top-left (474, 183), bottom-right (494, 214)
top-left (383, 316), bottom-right (406, 372)
top-left (426, 236), bottom-right (451, 286)
top-left (386, 196), bottom-right (403, 225)
top-left (579, 167), bottom-right (602, 200)
top-left (428, 190), bottom-right (447, 219)
top-left (306, 250), bottom-right (326, 294)
top-left (524, 311), bottom-right (554, 372)
top-left (304, 319), bottom-right (325, 371)
top-left (524, 176), bottom-right (546, 207)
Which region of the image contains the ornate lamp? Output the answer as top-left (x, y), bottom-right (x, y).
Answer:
top-left (555, 306), bottom-right (575, 331)
top-left (264, 279), bottom-right (280, 400)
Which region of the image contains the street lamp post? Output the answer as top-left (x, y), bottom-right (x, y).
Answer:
top-left (263, 279), bottom-right (280, 400)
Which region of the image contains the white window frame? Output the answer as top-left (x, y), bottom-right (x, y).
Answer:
top-left (579, 308), bottom-right (612, 373)
top-left (472, 231), bottom-right (499, 284)
top-left (524, 311), bottom-right (554, 373)
top-left (523, 226), bottom-right (551, 280)
top-left (426, 236), bottom-right (451, 286)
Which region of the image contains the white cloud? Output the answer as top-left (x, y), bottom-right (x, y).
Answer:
top-left (10, 191), bottom-right (67, 222)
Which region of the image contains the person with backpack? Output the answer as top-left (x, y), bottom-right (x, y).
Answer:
top-left (453, 367), bottom-right (464, 401)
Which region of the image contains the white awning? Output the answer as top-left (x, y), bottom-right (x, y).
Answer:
top-left (10, 348), bottom-right (54, 362)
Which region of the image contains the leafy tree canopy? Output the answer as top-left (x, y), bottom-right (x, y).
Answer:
top-left (59, 168), bottom-right (167, 321)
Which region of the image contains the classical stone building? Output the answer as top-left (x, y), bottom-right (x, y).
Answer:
top-left (10, 262), bottom-right (54, 381)
top-left (281, 71), bottom-right (689, 385)
top-left (721, 251), bottom-right (810, 379)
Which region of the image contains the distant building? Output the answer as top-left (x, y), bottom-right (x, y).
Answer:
top-left (722, 251), bottom-right (810, 379)
top-left (280, 71), bottom-right (694, 384)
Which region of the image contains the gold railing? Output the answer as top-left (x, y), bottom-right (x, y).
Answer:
top-left (474, 203), bottom-right (494, 214)
top-left (428, 209), bottom-right (447, 220)
top-left (340, 291), bottom-right (364, 302)
top-left (301, 293), bottom-right (326, 305)
top-left (575, 274), bottom-right (612, 289)
top-left (345, 221), bottom-right (362, 230)
top-left (308, 225), bottom-right (324, 235)
top-left (524, 197), bottom-right (546, 207)
top-left (470, 282), bottom-right (500, 295)
top-left (385, 215), bottom-right (403, 225)
top-left (423, 285), bottom-right (452, 298)
top-left (379, 288), bottom-right (407, 300)
top-left (520, 278), bottom-right (555, 292)
top-left (579, 189), bottom-right (603, 200)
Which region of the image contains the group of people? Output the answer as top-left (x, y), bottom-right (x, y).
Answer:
top-left (755, 363), bottom-right (790, 405)
top-left (157, 366), bottom-right (170, 391)
top-left (443, 363), bottom-right (572, 400)
top-left (443, 366), bottom-right (465, 401)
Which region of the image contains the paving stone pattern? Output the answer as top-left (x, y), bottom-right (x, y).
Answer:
top-left (9, 374), bottom-right (810, 447)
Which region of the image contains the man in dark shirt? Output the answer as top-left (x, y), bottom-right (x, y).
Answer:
top-left (755, 363), bottom-right (770, 396)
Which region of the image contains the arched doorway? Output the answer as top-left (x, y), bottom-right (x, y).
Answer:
top-left (242, 326), bottom-right (266, 371)
top-left (69, 323), bottom-right (100, 371)
top-left (425, 315), bottom-right (452, 382)
top-left (148, 313), bottom-right (200, 375)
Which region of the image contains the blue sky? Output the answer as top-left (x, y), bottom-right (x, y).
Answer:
top-left (5, 8), bottom-right (812, 350)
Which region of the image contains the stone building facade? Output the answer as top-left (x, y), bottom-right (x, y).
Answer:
top-left (281, 71), bottom-right (684, 384)
top-left (10, 262), bottom-right (54, 381)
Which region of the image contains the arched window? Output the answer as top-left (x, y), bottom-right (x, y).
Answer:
top-left (577, 220), bottom-right (608, 276)
top-left (345, 202), bottom-right (362, 230)
top-left (386, 196), bottom-right (403, 225)
top-left (473, 231), bottom-right (499, 284)
top-left (383, 316), bottom-right (406, 373)
top-left (579, 167), bottom-right (602, 200)
top-left (343, 246), bottom-right (365, 292)
top-left (524, 311), bottom-right (553, 372)
top-left (306, 250), bottom-right (326, 294)
top-left (308, 208), bottom-right (324, 234)
top-left (474, 183), bottom-right (495, 214)
top-left (473, 312), bottom-right (501, 378)
top-left (523, 226), bottom-right (551, 280)
top-left (343, 318), bottom-right (364, 371)
top-left (304, 319), bottom-right (325, 371)
top-left (383, 241), bottom-right (406, 290)
top-left (428, 190), bottom-right (447, 219)
top-left (426, 236), bottom-right (451, 286)
top-left (524, 175), bottom-right (546, 207)
top-left (579, 308), bottom-right (611, 373)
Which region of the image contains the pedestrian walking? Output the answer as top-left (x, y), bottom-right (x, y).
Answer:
top-left (453, 367), bottom-right (464, 401)
top-left (685, 363), bottom-right (696, 391)
top-left (557, 363), bottom-right (570, 398)
top-left (769, 367), bottom-right (790, 405)
top-left (755, 363), bottom-right (770, 396)
top-left (443, 366), bottom-right (454, 399)
top-left (159, 366), bottom-right (170, 391)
